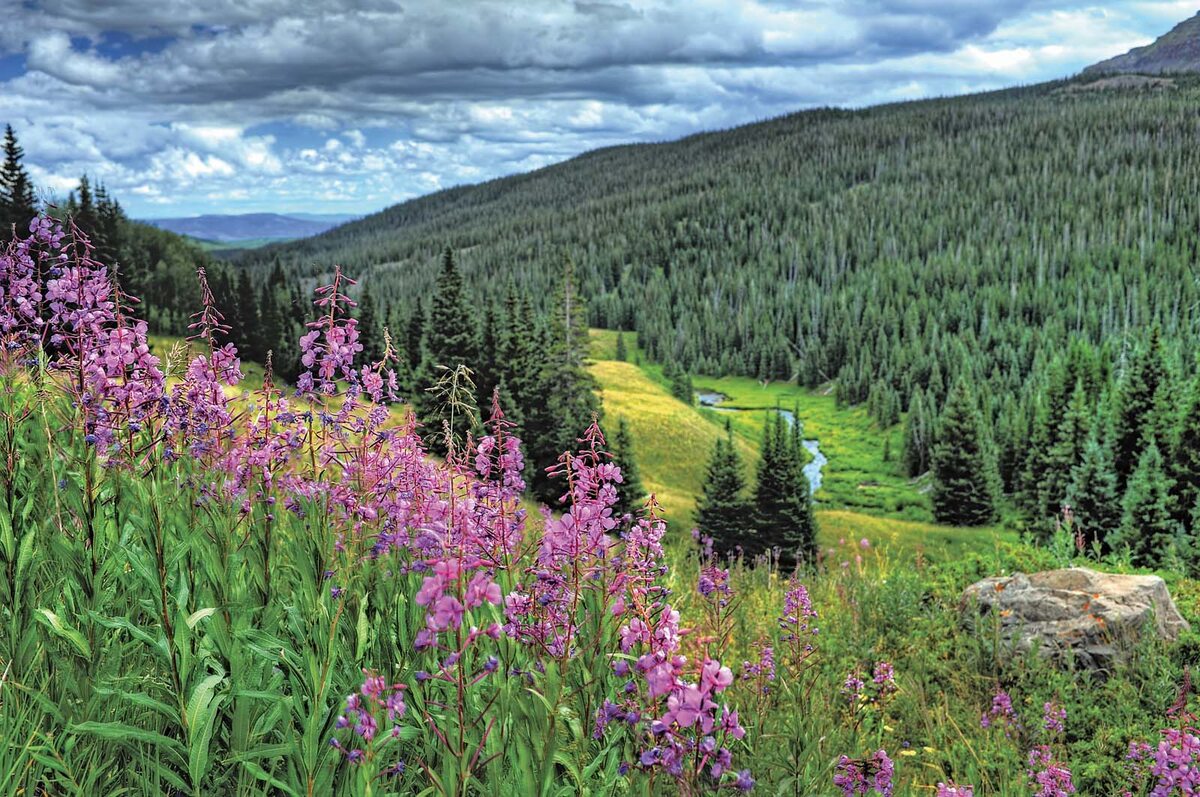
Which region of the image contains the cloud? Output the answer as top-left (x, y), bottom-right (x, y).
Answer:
top-left (0, 0), bottom-right (1179, 215)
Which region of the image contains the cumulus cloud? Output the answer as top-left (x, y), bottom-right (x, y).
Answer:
top-left (0, 0), bottom-right (1179, 215)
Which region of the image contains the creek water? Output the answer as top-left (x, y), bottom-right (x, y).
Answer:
top-left (696, 393), bottom-right (826, 495)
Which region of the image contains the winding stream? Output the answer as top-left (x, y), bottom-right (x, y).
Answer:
top-left (696, 392), bottom-right (827, 496)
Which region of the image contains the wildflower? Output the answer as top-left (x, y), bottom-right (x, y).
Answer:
top-left (1027, 745), bottom-right (1075, 796)
top-left (981, 689), bottom-right (1019, 736)
top-left (842, 672), bottom-right (865, 706)
top-left (1043, 701), bottom-right (1066, 736)
top-left (834, 750), bottom-right (894, 796)
top-left (936, 784), bottom-right (974, 797)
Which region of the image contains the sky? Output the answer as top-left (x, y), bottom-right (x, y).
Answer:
top-left (0, 1), bottom-right (1194, 219)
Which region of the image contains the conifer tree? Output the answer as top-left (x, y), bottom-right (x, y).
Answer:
top-left (1066, 430), bottom-right (1122, 551)
top-left (697, 420), bottom-right (753, 555)
top-left (615, 332), bottom-right (628, 362)
top-left (427, 248), bottom-right (476, 370)
top-left (234, 270), bottom-right (258, 358)
top-left (931, 380), bottom-right (999, 526)
top-left (1170, 373), bottom-right (1200, 527)
top-left (901, 390), bottom-right (931, 477)
top-left (356, 281), bottom-right (384, 367)
top-left (752, 411), bottom-right (816, 566)
top-left (609, 417), bottom-right (645, 519)
top-left (525, 259), bottom-right (602, 503)
top-left (1035, 381), bottom-right (1091, 527)
top-left (404, 298), bottom-right (426, 373)
top-left (1113, 441), bottom-right (1177, 567)
top-left (0, 125), bottom-right (36, 235)
top-left (664, 360), bottom-right (693, 404)
top-left (1113, 328), bottom-right (1170, 490)
top-left (256, 282), bottom-right (284, 371)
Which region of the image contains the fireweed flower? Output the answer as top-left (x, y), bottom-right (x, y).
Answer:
top-left (833, 750), bottom-right (895, 797)
top-left (741, 644), bottom-right (776, 694)
top-left (842, 672), bottom-right (865, 707)
top-left (936, 784), bottom-right (974, 797)
top-left (981, 689), bottom-right (1020, 737)
top-left (331, 669), bottom-right (408, 768)
top-left (872, 661), bottom-right (897, 699)
top-left (297, 266), bottom-right (362, 396)
top-left (1027, 745), bottom-right (1075, 797)
top-left (1043, 701), bottom-right (1066, 736)
top-left (779, 579), bottom-right (819, 670)
top-left (1147, 726), bottom-right (1200, 795)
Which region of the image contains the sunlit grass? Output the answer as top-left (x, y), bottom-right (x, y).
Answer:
top-left (589, 358), bottom-right (757, 527)
top-left (589, 328), bottom-right (930, 521)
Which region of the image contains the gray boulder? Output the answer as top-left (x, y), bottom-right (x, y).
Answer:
top-left (960, 567), bottom-right (1190, 671)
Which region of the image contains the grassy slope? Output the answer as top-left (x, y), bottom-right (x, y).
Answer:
top-left (589, 329), bottom-right (1016, 559)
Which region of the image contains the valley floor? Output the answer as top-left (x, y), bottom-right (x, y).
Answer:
top-left (587, 329), bottom-right (1016, 560)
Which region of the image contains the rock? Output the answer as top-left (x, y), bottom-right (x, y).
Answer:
top-left (960, 567), bottom-right (1190, 672)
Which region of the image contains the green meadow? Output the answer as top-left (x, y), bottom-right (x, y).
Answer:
top-left (588, 329), bottom-right (1012, 559)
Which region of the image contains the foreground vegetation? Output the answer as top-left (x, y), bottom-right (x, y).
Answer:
top-left (1, 220), bottom-right (1198, 796)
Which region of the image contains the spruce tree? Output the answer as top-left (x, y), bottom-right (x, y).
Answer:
top-left (1170, 373), bottom-right (1200, 528)
top-left (419, 249), bottom-right (480, 452)
top-left (356, 282), bottom-right (384, 367)
top-left (475, 303), bottom-right (500, 410)
top-left (1113, 441), bottom-right (1177, 567)
top-left (1113, 328), bottom-right (1170, 490)
top-left (1066, 430), bottom-right (1122, 551)
top-left (525, 260), bottom-right (602, 503)
top-left (697, 420), bottom-right (753, 555)
top-left (1035, 381), bottom-right (1091, 528)
top-left (235, 270), bottom-right (258, 358)
top-left (752, 411), bottom-right (816, 566)
top-left (901, 390), bottom-right (931, 477)
top-left (426, 248), bottom-right (476, 370)
top-left (609, 417), bottom-right (646, 518)
top-left (931, 380), bottom-right (999, 526)
top-left (256, 282), bottom-right (284, 371)
top-left (0, 125), bottom-right (36, 235)
top-left (615, 332), bottom-right (628, 362)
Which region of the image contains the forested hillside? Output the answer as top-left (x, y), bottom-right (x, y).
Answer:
top-left (243, 77), bottom-right (1200, 542)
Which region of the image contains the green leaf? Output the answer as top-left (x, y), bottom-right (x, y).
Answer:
top-left (69, 721), bottom-right (187, 768)
top-left (36, 608), bottom-right (91, 658)
top-left (236, 759), bottom-right (300, 797)
top-left (186, 607), bottom-right (217, 629)
top-left (187, 673), bottom-right (227, 788)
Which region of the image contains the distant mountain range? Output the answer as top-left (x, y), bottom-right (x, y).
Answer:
top-left (1085, 13), bottom-right (1200, 75)
top-left (141, 212), bottom-right (359, 245)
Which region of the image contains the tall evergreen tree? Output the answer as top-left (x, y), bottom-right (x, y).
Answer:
top-left (0, 125), bottom-right (36, 235)
top-left (418, 249), bottom-right (481, 452)
top-left (1113, 441), bottom-right (1177, 567)
top-left (234, 270), bottom-right (258, 358)
top-left (1034, 380), bottom-right (1091, 528)
top-left (1170, 372), bottom-right (1200, 527)
top-left (901, 390), bottom-right (931, 477)
top-left (609, 417), bottom-right (646, 519)
top-left (615, 332), bottom-right (628, 362)
top-left (931, 380), bottom-right (999, 526)
top-left (752, 411), bottom-right (816, 566)
top-left (697, 420), bottom-right (753, 555)
top-left (1066, 429), bottom-right (1122, 551)
top-left (1113, 328), bottom-right (1170, 490)
top-left (356, 282), bottom-right (384, 367)
top-left (525, 259), bottom-right (602, 503)
top-left (426, 248), bottom-right (476, 370)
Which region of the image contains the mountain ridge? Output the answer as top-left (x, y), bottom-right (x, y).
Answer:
top-left (1085, 13), bottom-right (1200, 75)
top-left (142, 212), bottom-right (357, 243)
